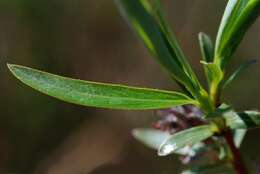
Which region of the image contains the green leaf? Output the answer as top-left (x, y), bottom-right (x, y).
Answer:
top-left (201, 61), bottom-right (224, 87)
top-left (223, 59), bottom-right (257, 89)
top-left (214, 0), bottom-right (260, 69)
top-left (116, 0), bottom-right (206, 101)
top-left (198, 32), bottom-right (214, 63)
top-left (206, 103), bottom-right (232, 118)
top-left (132, 128), bottom-right (170, 149)
top-left (233, 129), bottom-right (247, 147)
top-left (132, 128), bottom-right (205, 156)
top-left (198, 33), bottom-right (215, 86)
top-left (224, 110), bottom-right (260, 129)
top-left (158, 124), bottom-right (218, 156)
top-left (8, 64), bottom-right (198, 110)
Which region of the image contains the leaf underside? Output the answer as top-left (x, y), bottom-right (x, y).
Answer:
top-left (224, 110), bottom-right (260, 129)
top-left (158, 124), bottom-right (216, 156)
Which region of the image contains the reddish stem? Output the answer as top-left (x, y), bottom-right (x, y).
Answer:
top-left (224, 130), bottom-right (248, 174)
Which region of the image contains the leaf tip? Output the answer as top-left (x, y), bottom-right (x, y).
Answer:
top-left (158, 142), bottom-right (177, 156)
top-left (7, 63), bottom-right (24, 79)
top-left (131, 128), bottom-right (141, 139)
top-left (7, 63), bottom-right (17, 75)
top-left (198, 32), bottom-right (204, 37)
top-left (7, 63), bottom-right (13, 70)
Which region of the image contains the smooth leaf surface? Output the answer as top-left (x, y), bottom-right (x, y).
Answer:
top-left (201, 61), bottom-right (224, 87)
top-left (198, 32), bottom-right (214, 63)
top-left (223, 59), bottom-right (257, 89)
top-left (214, 0), bottom-right (260, 69)
top-left (198, 33), bottom-right (214, 86)
top-left (116, 0), bottom-right (204, 99)
top-left (132, 128), bottom-right (206, 156)
top-left (206, 103), bottom-right (232, 118)
top-left (233, 129), bottom-right (247, 147)
top-left (8, 64), bottom-right (198, 110)
top-left (158, 124), bottom-right (217, 156)
top-left (132, 128), bottom-right (170, 149)
top-left (224, 110), bottom-right (260, 129)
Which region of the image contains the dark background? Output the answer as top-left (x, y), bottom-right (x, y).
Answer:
top-left (1, 0), bottom-right (260, 173)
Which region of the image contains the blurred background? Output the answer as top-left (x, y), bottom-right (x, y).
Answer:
top-left (1, 0), bottom-right (260, 173)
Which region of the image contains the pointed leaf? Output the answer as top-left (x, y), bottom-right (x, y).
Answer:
top-left (198, 32), bottom-right (214, 63)
top-left (223, 59), bottom-right (257, 89)
top-left (198, 33), bottom-right (215, 86)
top-left (214, 0), bottom-right (260, 69)
top-left (132, 128), bottom-right (170, 149)
top-left (201, 62), bottom-right (224, 87)
top-left (158, 124), bottom-right (218, 156)
top-left (116, 0), bottom-right (205, 100)
top-left (206, 103), bottom-right (233, 118)
top-left (224, 110), bottom-right (260, 129)
top-left (8, 64), bottom-right (198, 110)
top-left (233, 129), bottom-right (247, 147)
top-left (132, 128), bottom-right (204, 156)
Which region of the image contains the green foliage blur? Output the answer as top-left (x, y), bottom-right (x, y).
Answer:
top-left (1, 0), bottom-right (260, 173)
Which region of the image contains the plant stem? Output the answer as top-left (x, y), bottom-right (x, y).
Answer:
top-left (224, 130), bottom-right (248, 174)
top-left (212, 82), bottom-right (247, 174)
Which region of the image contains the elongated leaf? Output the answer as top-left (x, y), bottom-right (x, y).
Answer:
top-left (149, 0), bottom-right (202, 89)
top-left (116, 0), bottom-right (204, 99)
top-left (158, 124), bottom-right (218, 156)
top-left (223, 59), bottom-right (257, 89)
top-left (224, 110), bottom-right (260, 129)
top-left (198, 32), bottom-right (214, 63)
top-left (201, 61), bottom-right (224, 87)
top-left (132, 128), bottom-right (170, 149)
top-left (132, 128), bottom-right (203, 156)
top-left (198, 33), bottom-right (214, 86)
top-left (206, 103), bottom-right (232, 118)
top-left (214, 0), bottom-right (260, 69)
top-left (233, 129), bottom-right (247, 147)
top-left (8, 64), bottom-right (198, 110)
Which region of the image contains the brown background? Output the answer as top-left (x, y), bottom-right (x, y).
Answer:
top-left (1, 0), bottom-right (260, 173)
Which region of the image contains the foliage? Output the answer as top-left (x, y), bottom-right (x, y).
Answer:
top-left (7, 0), bottom-right (260, 173)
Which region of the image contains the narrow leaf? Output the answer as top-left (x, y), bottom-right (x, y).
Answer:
top-left (198, 32), bottom-right (214, 63)
top-left (132, 128), bottom-right (170, 149)
top-left (201, 62), bottom-right (224, 86)
top-left (233, 129), bottom-right (247, 147)
top-left (158, 124), bottom-right (218, 156)
top-left (206, 103), bottom-right (232, 118)
top-left (116, 0), bottom-right (204, 99)
top-left (132, 128), bottom-right (204, 156)
top-left (8, 64), bottom-right (198, 110)
top-left (214, 0), bottom-right (260, 69)
top-left (198, 33), bottom-right (215, 86)
top-left (224, 110), bottom-right (260, 129)
top-left (223, 59), bottom-right (257, 89)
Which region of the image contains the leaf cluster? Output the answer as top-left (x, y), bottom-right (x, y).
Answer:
top-left (7, 0), bottom-right (260, 173)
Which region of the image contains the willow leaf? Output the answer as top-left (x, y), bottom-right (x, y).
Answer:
top-left (158, 124), bottom-right (218, 156)
top-left (132, 128), bottom-right (203, 156)
top-left (233, 129), bottom-right (247, 147)
top-left (116, 0), bottom-right (203, 99)
top-left (214, 0), bottom-right (260, 69)
top-left (198, 32), bottom-right (214, 63)
top-left (225, 110), bottom-right (260, 129)
top-left (8, 64), bottom-right (197, 110)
